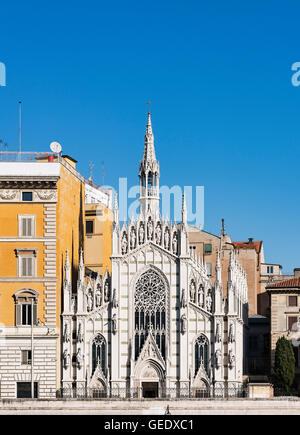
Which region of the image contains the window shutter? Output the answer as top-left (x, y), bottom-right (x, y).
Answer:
top-left (21, 258), bottom-right (26, 277)
top-left (27, 258), bottom-right (33, 277)
top-left (22, 218), bottom-right (26, 236)
top-left (16, 304), bottom-right (21, 326)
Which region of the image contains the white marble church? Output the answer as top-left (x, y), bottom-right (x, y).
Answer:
top-left (61, 112), bottom-right (248, 398)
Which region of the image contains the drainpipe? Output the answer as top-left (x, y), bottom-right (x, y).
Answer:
top-left (31, 299), bottom-right (34, 398)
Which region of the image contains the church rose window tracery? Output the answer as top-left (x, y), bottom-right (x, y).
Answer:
top-left (195, 334), bottom-right (209, 376)
top-left (92, 334), bottom-right (106, 375)
top-left (134, 270), bottom-right (166, 360)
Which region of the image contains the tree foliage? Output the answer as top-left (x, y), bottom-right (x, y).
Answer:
top-left (273, 336), bottom-right (295, 391)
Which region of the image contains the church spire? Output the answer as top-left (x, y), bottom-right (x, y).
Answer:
top-left (142, 108), bottom-right (156, 165)
top-left (139, 106), bottom-right (160, 216)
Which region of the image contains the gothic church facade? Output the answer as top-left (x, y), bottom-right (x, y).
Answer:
top-left (61, 113), bottom-right (248, 397)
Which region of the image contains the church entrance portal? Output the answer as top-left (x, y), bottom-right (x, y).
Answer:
top-left (142, 382), bottom-right (158, 398)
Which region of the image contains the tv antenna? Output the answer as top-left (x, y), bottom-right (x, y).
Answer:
top-left (50, 141), bottom-right (62, 154)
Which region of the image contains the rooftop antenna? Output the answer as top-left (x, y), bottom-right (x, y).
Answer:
top-left (19, 101), bottom-right (22, 155)
top-left (89, 160), bottom-right (94, 181)
top-left (101, 160), bottom-right (105, 186)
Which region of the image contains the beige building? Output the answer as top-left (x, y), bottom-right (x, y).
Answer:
top-left (188, 223), bottom-right (264, 315)
top-left (266, 270), bottom-right (300, 386)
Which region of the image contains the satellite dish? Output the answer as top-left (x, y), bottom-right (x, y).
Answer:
top-left (50, 141), bottom-right (62, 154)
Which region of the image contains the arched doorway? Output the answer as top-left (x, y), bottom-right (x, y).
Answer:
top-left (138, 360), bottom-right (164, 398)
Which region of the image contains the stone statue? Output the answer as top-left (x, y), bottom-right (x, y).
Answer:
top-left (139, 224), bottom-right (145, 244)
top-left (95, 284), bottom-right (102, 307)
top-left (172, 232), bottom-right (178, 254)
top-left (181, 289), bottom-right (187, 308)
top-left (155, 224), bottom-right (162, 244)
top-left (87, 291), bottom-right (93, 312)
top-left (112, 314), bottom-right (117, 334)
top-left (130, 228), bottom-right (136, 250)
top-left (121, 233), bottom-right (128, 254)
top-left (112, 288), bottom-right (118, 308)
top-left (63, 322), bottom-right (70, 343)
top-left (215, 323), bottom-right (221, 343)
top-left (206, 291), bottom-right (212, 312)
top-left (181, 314), bottom-right (187, 334)
top-left (63, 350), bottom-right (70, 370)
top-left (164, 229), bottom-right (170, 250)
top-left (198, 286), bottom-right (204, 307)
top-left (76, 348), bottom-right (83, 369)
top-left (215, 349), bottom-right (222, 369)
top-left (190, 280), bottom-right (196, 303)
top-left (147, 219), bottom-right (153, 240)
top-left (104, 280), bottom-right (110, 303)
top-left (228, 350), bottom-right (235, 369)
top-left (228, 324), bottom-right (235, 343)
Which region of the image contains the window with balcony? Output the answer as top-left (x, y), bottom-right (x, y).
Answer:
top-left (13, 289), bottom-right (38, 326)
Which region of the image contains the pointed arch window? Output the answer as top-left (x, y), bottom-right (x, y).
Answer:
top-left (194, 334), bottom-right (209, 376)
top-left (134, 270), bottom-right (166, 360)
top-left (92, 334), bottom-right (106, 375)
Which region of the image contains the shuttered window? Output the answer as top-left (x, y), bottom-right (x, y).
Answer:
top-left (15, 302), bottom-right (37, 326)
top-left (21, 350), bottom-right (32, 365)
top-left (19, 215), bottom-right (35, 237)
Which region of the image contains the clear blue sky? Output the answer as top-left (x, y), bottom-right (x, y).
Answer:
top-left (0, 0), bottom-right (299, 273)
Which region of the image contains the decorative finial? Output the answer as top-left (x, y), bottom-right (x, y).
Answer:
top-left (146, 101), bottom-right (151, 114)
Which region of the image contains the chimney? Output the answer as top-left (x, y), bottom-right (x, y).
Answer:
top-left (294, 268), bottom-right (300, 278)
top-left (248, 238), bottom-right (254, 245)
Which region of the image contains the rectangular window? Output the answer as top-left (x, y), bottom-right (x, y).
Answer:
top-left (21, 350), bottom-right (32, 365)
top-left (86, 220), bottom-right (94, 234)
top-left (16, 301), bottom-right (37, 326)
top-left (267, 266), bottom-right (274, 274)
top-left (17, 382), bottom-right (38, 398)
top-left (206, 263), bottom-right (212, 276)
top-left (22, 192), bottom-right (33, 201)
top-left (204, 243), bottom-right (212, 254)
top-left (288, 316), bottom-right (298, 331)
top-left (18, 215), bottom-right (35, 237)
top-left (288, 296), bottom-right (298, 307)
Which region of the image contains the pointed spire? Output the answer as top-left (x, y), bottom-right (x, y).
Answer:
top-left (113, 191), bottom-right (119, 226)
top-left (221, 218), bottom-right (226, 237)
top-left (215, 250), bottom-right (222, 282)
top-left (65, 249), bottom-right (71, 283)
top-left (143, 110), bottom-right (156, 164)
top-left (78, 247), bottom-right (84, 282)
